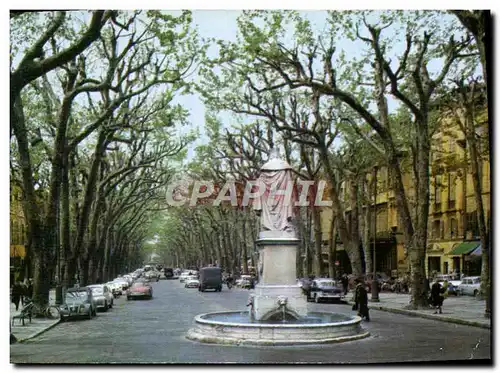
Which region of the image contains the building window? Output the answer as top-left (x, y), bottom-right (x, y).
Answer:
top-left (432, 220), bottom-right (441, 239)
top-left (434, 175), bottom-right (441, 210)
top-left (450, 218), bottom-right (458, 238)
top-left (448, 173), bottom-right (456, 210)
top-left (466, 211), bottom-right (479, 237)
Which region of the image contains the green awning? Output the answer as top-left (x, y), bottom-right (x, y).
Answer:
top-left (447, 241), bottom-right (481, 256)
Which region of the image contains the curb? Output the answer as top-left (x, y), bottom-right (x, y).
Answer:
top-left (16, 318), bottom-right (61, 343)
top-left (347, 301), bottom-right (490, 329)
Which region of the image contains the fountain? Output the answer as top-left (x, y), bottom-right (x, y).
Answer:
top-left (186, 149), bottom-right (369, 345)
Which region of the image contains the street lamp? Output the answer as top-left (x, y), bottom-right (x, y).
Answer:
top-left (371, 166), bottom-right (380, 302)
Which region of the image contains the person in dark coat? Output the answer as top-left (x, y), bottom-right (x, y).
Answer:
top-left (354, 278), bottom-right (370, 321)
top-left (430, 282), bottom-right (444, 314)
top-left (341, 274), bottom-right (349, 295)
top-left (11, 281), bottom-right (23, 311)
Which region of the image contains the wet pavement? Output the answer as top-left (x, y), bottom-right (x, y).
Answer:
top-left (10, 279), bottom-right (491, 364)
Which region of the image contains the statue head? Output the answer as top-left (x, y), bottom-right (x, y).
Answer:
top-left (260, 147), bottom-right (292, 172)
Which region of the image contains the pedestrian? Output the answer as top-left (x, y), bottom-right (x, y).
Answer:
top-left (354, 278), bottom-right (370, 321)
top-left (11, 281), bottom-right (23, 311)
top-left (27, 279), bottom-right (33, 299)
top-left (341, 273), bottom-right (349, 295)
top-left (430, 281), bottom-right (444, 314)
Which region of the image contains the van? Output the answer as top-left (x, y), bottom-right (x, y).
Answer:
top-left (198, 267), bottom-right (222, 292)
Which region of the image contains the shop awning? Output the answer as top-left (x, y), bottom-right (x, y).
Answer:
top-left (447, 241), bottom-right (480, 256)
top-left (470, 245), bottom-right (482, 256)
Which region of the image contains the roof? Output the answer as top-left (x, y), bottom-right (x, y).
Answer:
top-left (447, 241), bottom-right (481, 256)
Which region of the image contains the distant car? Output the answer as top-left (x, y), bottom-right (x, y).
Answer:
top-left (106, 282), bottom-right (121, 297)
top-left (236, 275), bottom-right (253, 288)
top-left (88, 284), bottom-right (113, 311)
top-left (164, 268), bottom-right (176, 279)
top-left (308, 279), bottom-right (344, 303)
top-left (59, 287), bottom-right (97, 320)
top-left (179, 272), bottom-right (192, 283)
top-left (144, 271), bottom-right (160, 282)
top-left (113, 278), bottom-right (130, 291)
top-left (432, 274), bottom-right (461, 295)
top-left (185, 276), bottom-right (200, 288)
top-left (199, 267), bottom-right (222, 292)
top-left (127, 282), bottom-right (153, 300)
top-left (458, 276), bottom-right (481, 297)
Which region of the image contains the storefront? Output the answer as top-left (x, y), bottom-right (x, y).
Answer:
top-left (447, 241), bottom-right (482, 276)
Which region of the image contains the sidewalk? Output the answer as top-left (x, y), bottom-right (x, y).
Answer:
top-left (347, 292), bottom-right (491, 329)
top-left (10, 289), bottom-right (60, 343)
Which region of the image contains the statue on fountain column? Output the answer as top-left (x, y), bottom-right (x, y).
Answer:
top-left (253, 148), bottom-right (297, 235)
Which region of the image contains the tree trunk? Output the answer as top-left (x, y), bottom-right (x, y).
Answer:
top-left (312, 206), bottom-right (324, 276)
top-left (11, 93), bottom-right (50, 305)
top-left (465, 107), bottom-right (490, 317)
top-left (328, 217), bottom-right (337, 279)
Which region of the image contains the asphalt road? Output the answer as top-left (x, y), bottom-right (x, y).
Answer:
top-left (10, 279), bottom-right (491, 364)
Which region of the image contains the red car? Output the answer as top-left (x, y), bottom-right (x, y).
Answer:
top-left (126, 282), bottom-right (153, 300)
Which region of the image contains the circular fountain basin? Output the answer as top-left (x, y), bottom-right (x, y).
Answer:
top-left (186, 311), bottom-right (370, 346)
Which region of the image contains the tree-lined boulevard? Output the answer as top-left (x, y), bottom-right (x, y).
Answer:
top-left (9, 10), bottom-right (491, 364)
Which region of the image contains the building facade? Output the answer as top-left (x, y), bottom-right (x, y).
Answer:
top-left (319, 105), bottom-right (489, 278)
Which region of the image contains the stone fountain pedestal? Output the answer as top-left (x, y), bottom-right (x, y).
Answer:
top-left (250, 231), bottom-right (308, 321)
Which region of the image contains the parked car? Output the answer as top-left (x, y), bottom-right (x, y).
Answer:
top-left (458, 276), bottom-right (481, 297)
top-left (308, 279), bottom-right (344, 303)
top-left (88, 284), bottom-right (113, 311)
top-left (106, 282), bottom-right (121, 297)
top-left (185, 276), bottom-right (200, 288)
top-left (113, 278), bottom-right (130, 291)
top-left (199, 267), bottom-right (223, 292)
top-left (59, 287), bottom-right (96, 321)
top-left (144, 271), bottom-right (160, 282)
top-left (127, 282), bottom-right (153, 300)
top-left (432, 274), bottom-right (461, 295)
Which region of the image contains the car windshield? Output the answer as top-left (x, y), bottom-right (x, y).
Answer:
top-left (66, 291), bottom-right (88, 300)
top-left (318, 281), bottom-right (335, 287)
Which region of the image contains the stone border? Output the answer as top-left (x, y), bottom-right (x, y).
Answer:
top-left (186, 328), bottom-right (370, 346)
top-left (348, 301), bottom-right (491, 329)
top-left (187, 310), bottom-right (370, 346)
top-left (15, 319), bottom-right (61, 343)
top-left (194, 310), bottom-right (361, 328)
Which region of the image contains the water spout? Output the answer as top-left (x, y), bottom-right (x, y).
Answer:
top-left (277, 296), bottom-right (288, 322)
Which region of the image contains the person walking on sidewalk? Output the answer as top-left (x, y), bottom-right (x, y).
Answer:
top-left (430, 281), bottom-right (444, 314)
top-left (11, 281), bottom-right (23, 311)
top-left (354, 278), bottom-right (370, 321)
top-left (341, 273), bottom-right (349, 296)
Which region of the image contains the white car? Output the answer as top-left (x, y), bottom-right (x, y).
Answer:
top-left (179, 272), bottom-right (192, 283)
top-left (458, 276), bottom-right (481, 296)
top-left (431, 274), bottom-right (462, 295)
top-left (88, 284), bottom-right (114, 311)
top-left (106, 282), bottom-right (121, 296)
top-left (185, 276), bottom-right (200, 288)
top-left (113, 278), bottom-right (130, 291)
top-left (309, 279), bottom-right (344, 303)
